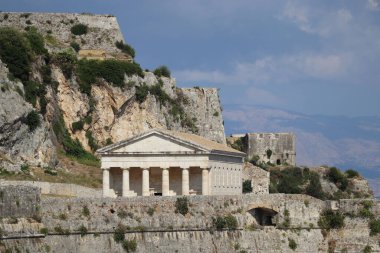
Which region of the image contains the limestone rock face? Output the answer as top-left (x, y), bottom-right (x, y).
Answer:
top-left (0, 61), bottom-right (57, 170)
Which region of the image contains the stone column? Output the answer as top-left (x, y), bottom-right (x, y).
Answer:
top-left (122, 168), bottom-right (130, 197)
top-left (142, 168), bottom-right (150, 196)
top-left (181, 167), bottom-right (189, 196)
top-left (162, 168), bottom-right (169, 196)
top-left (202, 168), bottom-right (209, 195)
top-left (102, 168), bottom-right (110, 197)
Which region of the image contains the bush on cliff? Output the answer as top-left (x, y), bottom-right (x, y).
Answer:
top-left (115, 40), bottom-right (135, 58)
top-left (0, 27), bottom-right (31, 82)
top-left (25, 110), bottom-right (40, 131)
top-left (122, 239), bottom-right (137, 253)
top-left (153, 65), bottom-right (171, 78)
top-left (212, 215), bottom-right (238, 230)
top-left (327, 167), bottom-right (348, 191)
top-left (369, 219), bottom-right (380, 235)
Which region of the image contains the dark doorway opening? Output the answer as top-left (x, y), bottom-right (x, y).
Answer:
top-left (248, 207), bottom-right (278, 226)
top-left (276, 159), bottom-right (281, 165)
top-left (154, 193), bottom-right (162, 196)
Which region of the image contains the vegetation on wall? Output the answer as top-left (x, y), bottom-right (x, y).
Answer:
top-left (153, 65), bottom-right (171, 78)
top-left (115, 40), bottom-right (135, 58)
top-left (70, 24), bottom-right (88, 36)
top-left (175, 197), bottom-right (189, 215)
top-left (242, 180), bottom-right (252, 193)
top-left (76, 59), bottom-right (143, 94)
top-left (318, 210), bottom-right (345, 230)
top-left (25, 110), bottom-right (41, 132)
top-left (327, 167), bottom-right (348, 191)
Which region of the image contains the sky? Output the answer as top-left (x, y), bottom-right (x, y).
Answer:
top-left (2, 0), bottom-right (380, 118)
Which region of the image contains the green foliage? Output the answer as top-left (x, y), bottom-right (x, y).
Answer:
top-left (363, 245), bottom-right (372, 253)
top-left (318, 210), bottom-right (345, 230)
top-left (213, 111), bottom-right (219, 117)
top-left (175, 197), bottom-right (189, 215)
top-left (327, 167), bottom-right (349, 191)
top-left (76, 59), bottom-right (143, 94)
top-left (212, 215), bottom-right (238, 230)
top-left (82, 206), bottom-right (90, 217)
top-left (20, 164), bottom-right (29, 173)
top-left (72, 120), bottom-right (84, 132)
top-left (135, 83), bottom-right (149, 103)
top-left (115, 40), bottom-right (135, 58)
top-left (147, 207), bottom-right (155, 216)
top-left (249, 155), bottom-right (260, 166)
top-left (86, 130), bottom-right (99, 151)
top-left (345, 169), bottom-right (360, 178)
top-left (70, 42), bottom-right (80, 52)
top-left (153, 65), bottom-right (171, 78)
top-left (25, 28), bottom-right (48, 55)
top-left (122, 239), bottom-right (137, 253)
top-left (114, 224), bottom-right (127, 243)
top-left (52, 51), bottom-right (77, 79)
top-left (230, 137), bottom-right (244, 152)
top-left (25, 110), bottom-right (40, 131)
top-left (369, 219), bottom-right (380, 235)
top-left (24, 81), bottom-right (43, 106)
top-left (305, 172), bottom-right (325, 199)
top-left (40, 227), bottom-right (48, 235)
top-left (78, 225), bottom-right (88, 237)
top-left (242, 180), bottom-right (252, 193)
top-left (71, 24), bottom-right (88, 35)
top-left (288, 238), bottom-right (297, 250)
top-left (0, 27), bottom-right (31, 81)
top-left (266, 149), bottom-right (273, 159)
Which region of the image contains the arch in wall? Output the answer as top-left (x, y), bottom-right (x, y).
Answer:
top-left (247, 207), bottom-right (278, 226)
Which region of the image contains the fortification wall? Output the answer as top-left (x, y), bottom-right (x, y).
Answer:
top-left (0, 185), bottom-right (40, 218)
top-left (0, 180), bottom-right (102, 198)
top-left (246, 133), bottom-right (296, 165)
top-left (0, 12), bottom-right (124, 53)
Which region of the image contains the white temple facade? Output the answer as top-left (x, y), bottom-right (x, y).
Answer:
top-left (97, 129), bottom-right (245, 197)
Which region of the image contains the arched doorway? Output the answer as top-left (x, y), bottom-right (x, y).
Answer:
top-left (248, 207), bottom-right (278, 226)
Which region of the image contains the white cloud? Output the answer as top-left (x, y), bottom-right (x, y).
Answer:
top-left (174, 53), bottom-right (346, 87)
top-left (368, 0), bottom-right (380, 10)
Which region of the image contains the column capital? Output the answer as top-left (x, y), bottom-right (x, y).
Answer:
top-left (101, 167), bottom-right (110, 170)
top-left (141, 167), bottom-right (150, 170)
top-left (121, 167), bottom-right (130, 171)
top-left (181, 167), bottom-right (190, 170)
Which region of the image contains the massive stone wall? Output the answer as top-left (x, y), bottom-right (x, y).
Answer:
top-left (0, 12), bottom-right (124, 53)
top-left (0, 180), bottom-right (102, 198)
top-left (245, 133), bottom-right (296, 165)
top-left (0, 185), bottom-right (40, 218)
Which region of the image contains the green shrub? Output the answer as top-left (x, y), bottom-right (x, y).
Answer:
top-left (318, 210), bottom-right (345, 230)
top-left (25, 28), bottom-right (48, 55)
top-left (135, 84), bottom-right (149, 103)
top-left (369, 219), bottom-right (380, 235)
top-left (86, 130), bottom-right (99, 151)
top-left (71, 24), bottom-right (88, 35)
top-left (175, 197), bottom-right (189, 215)
top-left (115, 40), bottom-right (135, 58)
top-left (363, 245), bottom-right (372, 253)
top-left (305, 172), bottom-right (325, 199)
top-left (266, 149), bottom-right (272, 159)
top-left (0, 27), bottom-right (31, 81)
top-left (224, 214), bottom-right (238, 230)
top-left (153, 65), bottom-right (171, 78)
top-left (20, 164), bottom-right (29, 173)
top-left (242, 180), bottom-right (252, 193)
top-left (358, 208), bottom-right (374, 219)
top-left (25, 110), bottom-right (40, 131)
top-left (114, 224), bottom-right (127, 243)
top-left (40, 227), bottom-right (48, 235)
top-left (147, 207), bottom-right (155, 216)
top-left (52, 51), bottom-right (77, 79)
top-left (327, 167), bottom-right (348, 191)
top-left (24, 81), bottom-right (43, 106)
top-left (345, 169), bottom-right (359, 178)
top-left (122, 239), bottom-right (137, 252)
top-left (82, 206), bottom-right (90, 217)
top-left (288, 238), bottom-right (297, 250)
top-left (76, 59), bottom-right (143, 94)
top-left (230, 137), bottom-right (244, 152)
top-left (213, 216), bottom-right (226, 230)
top-left (78, 225), bottom-right (88, 237)
top-left (72, 120), bottom-right (84, 132)
top-left (70, 42), bottom-right (80, 52)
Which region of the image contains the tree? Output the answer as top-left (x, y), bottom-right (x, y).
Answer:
top-left (266, 149), bottom-right (273, 159)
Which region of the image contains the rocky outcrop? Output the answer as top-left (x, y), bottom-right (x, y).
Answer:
top-left (0, 61), bottom-right (57, 170)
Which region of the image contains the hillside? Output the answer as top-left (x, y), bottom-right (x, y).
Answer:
top-left (0, 12), bottom-right (225, 172)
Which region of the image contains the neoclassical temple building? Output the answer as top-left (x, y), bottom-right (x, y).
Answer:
top-left (97, 129), bottom-right (245, 197)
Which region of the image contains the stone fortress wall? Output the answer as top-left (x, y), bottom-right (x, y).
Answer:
top-left (243, 133), bottom-right (296, 165)
top-left (0, 12), bottom-right (124, 54)
top-left (0, 184), bottom-right (379, 252)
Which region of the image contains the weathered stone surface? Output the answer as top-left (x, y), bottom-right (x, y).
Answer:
top-left (0, 61), bottom-right (57, 170)
top-left (0, 185), bottom-right (40, 218)
top-left (243, 163), bottom-right (270, 194)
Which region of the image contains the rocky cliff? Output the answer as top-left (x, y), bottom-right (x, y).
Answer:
top-left (0, 12), bottom-right (225, 171)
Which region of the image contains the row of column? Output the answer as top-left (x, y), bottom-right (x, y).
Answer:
top-left (102, 167), bottom-right (209, 197)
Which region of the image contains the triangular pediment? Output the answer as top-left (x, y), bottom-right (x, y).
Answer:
top-left (97, 130), bottom-right (209, 154)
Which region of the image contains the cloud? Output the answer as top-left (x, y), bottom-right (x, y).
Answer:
top-left (174, 53), bottom-right (346, 87)
top-left (368, 0), bottom-right (380, 10)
